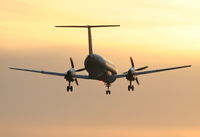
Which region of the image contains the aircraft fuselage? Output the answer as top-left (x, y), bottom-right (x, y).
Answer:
top-left (84, 54), bottom-right (117, 83)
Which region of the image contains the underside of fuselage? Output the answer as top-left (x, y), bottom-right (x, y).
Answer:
top-left (84, 54), bottom-right (117, 83)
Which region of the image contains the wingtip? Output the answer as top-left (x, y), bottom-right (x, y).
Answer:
top-left (8, 67), bottom-right (20, 70)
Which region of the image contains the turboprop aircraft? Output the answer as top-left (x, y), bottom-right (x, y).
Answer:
top-left (9, 25), bottom-right (191, 95)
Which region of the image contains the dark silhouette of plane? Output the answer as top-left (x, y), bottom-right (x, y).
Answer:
top-left (10, 25), bottom-right (191, 94)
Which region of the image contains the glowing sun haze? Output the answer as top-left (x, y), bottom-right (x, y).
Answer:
top-left (0, 0), bottom-right (200, 137)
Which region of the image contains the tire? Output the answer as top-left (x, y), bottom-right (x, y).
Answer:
top-left (70, 86), bottom-right (73, 92)
top-left (128, 86), bottom-right (130, 91)
top-left (106, 90), bottom-right (110, 95)
top-left (67, 86), bottom-right (69, 92)
top-left (131, 85), bottom-right (134, 91)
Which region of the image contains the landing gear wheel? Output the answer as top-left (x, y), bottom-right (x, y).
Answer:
top-left (67, 86), bottom-right (70, 92)
top-left (131, 85), bottom-right (134, 91)
top-left (128, 81), bottom-right (134, 91)
top-left (105, 83), bottom-right (111, 95)
top-left (70, 86), bottom-right (73, 92)
top-left (66, 80), bottom-right (73, 92)
top-left (128, 85), bottom-right (131, 91)
top-left (66, 86), bottom-right (73, 92)
top-left (106, 90), bottom-right (111, 95)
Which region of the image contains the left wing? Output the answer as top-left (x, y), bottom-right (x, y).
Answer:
top-left (114, 65), bottom-right (191, 78)
top-left (9, 67), bottom-right (90, 79)
top-left (134, 65), bottom-right (191, 76)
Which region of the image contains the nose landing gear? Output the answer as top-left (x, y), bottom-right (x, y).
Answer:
top-left (105, 83), bottom-right (111, 95)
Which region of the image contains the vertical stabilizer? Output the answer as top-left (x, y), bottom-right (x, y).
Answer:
top-left (87, 26), bottom-right (93, 54)
top-left (55, 25), bottom-right (120, 54)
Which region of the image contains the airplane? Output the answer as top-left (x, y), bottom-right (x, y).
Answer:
top-left (9, 25), bottom-right (192, 95)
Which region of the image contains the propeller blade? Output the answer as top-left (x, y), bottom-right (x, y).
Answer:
top-left (75, 78), bottom-right (79, 86)
top-left (135, 66), bottom-right (148, 71)
top-left (76, 68), bottom-right (86, 72)
top-left (135, 77), bottom-right (139, 85)
top-left (70, 57), bottom-right (74, 68)
top-left (130, 57), bottom-right (134, 67)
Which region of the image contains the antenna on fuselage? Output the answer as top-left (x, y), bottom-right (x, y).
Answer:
top-left (55, 25), bottom-right (120, 54)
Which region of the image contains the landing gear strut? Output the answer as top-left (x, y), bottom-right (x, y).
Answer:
top-left (66, 81), bottom-right (73, 92)
top-left (128, 80), bottom-right (134, 91)
top-left (105, 83), bottom-right (111, 95)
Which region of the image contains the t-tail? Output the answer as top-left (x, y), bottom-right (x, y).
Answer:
top-left (55, 25), bottom-right (120, 54)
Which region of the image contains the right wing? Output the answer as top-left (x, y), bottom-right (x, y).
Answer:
top-left (73, 74), bottom-right (90, 79)
top-left (9, 67), bottom-right (66, 76)
top-left (9, 67), bottom-right (91, 80)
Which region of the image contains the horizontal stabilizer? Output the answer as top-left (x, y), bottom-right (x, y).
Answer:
top-left (55, 24), bottom-right (120, 54)
top-left (55, 25), bottom-right (120, 28)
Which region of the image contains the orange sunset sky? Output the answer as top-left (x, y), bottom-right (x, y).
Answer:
top-left (0, 0), bottom-right (200, 137)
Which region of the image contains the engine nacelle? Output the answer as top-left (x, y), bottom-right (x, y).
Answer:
top-left (64, 68), bottom-right (76, 81)
top-left (126, 67), bottom-right (135, 81)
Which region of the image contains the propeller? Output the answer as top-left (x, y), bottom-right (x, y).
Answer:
top-left (76, 68), bottom-right (86, 72)
top-left (70, 57), bottom-right (74, 68)
top-left (130, 57), bottom-right (134, 67)
top-left (65, 57), bottom-right (85, 86)
top-left (135, 77), bottom-right (139, 85)
top-left (126, 57), bottom-right (148, 85)
top-left (75, 78), bottom-right (79, 86)
top-left (135, 66), bottom-right (148, 71)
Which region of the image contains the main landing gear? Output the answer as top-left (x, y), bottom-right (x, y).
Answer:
top-left (105, 83), bottom-right (111, 95)
top-left (128, 80), bottom-right (134, 91)
top-left (66, 81), bottom-right (73, 92)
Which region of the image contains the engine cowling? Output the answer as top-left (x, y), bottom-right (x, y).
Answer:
top-left (64, 68), bottom-right (76, 81)
top-left (126, 67), bottom-right (135, 81)
top-left (64, 57), bottom-right (85, 86)
top-left (125, 57), bottom-right (148, 85)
